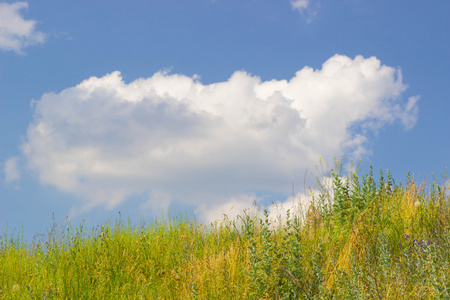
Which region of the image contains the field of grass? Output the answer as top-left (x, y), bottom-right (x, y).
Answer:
top-left (1, 165), bottom-right (450, 299)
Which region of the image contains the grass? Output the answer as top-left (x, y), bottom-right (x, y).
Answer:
top-left (1, 165), bottom-right (449, 299)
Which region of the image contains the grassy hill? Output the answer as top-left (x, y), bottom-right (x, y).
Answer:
top-left (1, 167), bottom-right (449, 299)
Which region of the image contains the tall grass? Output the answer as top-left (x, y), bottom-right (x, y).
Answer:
top-left (1, 166), bottom-right (449, 299)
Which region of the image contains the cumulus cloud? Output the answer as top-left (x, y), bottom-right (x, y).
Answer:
top-left (4, 156), bottom-right (20, 185)
top-left (0, 2), bottom-right (46, 54)
top-left (22, 54), bottom-right (419, 218)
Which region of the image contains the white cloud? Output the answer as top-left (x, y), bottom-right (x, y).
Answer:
top-left (196, 176), bottom-right (335, 228)
top-left (290, 0), bottom-right (318, 22)
top-left (290, 0), bottom-right (310, 11)
top-left (197, 193), bottom-right (310, 227)
top-left (401, 96), bottom-right (420, 129)
top-left (0, 2), bottom-right (46, 54)
top-left (4, 156), bottom-right (20, 185)
top-left (22, 54), bottom-right (418, 219)
top-left (196, 194), bottom-right (261, 224)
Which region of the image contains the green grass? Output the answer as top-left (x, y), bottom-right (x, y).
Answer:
top-left (1, 166), bottom-right (449, 299)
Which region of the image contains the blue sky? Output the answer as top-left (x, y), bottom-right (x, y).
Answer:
top-left (1, 0), bottom-right (449, 242)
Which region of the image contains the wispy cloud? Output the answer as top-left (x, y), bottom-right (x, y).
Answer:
top-left (0, 2), bottom-right (46, 54)
top-left (290, 0), bottom-right (318, 23)
top-left (290, 0), bottom-right (310, 12)
top-left (4, 156), bottom-right (20, 187)
top-left (22, 54), bottom-right (418, 218)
